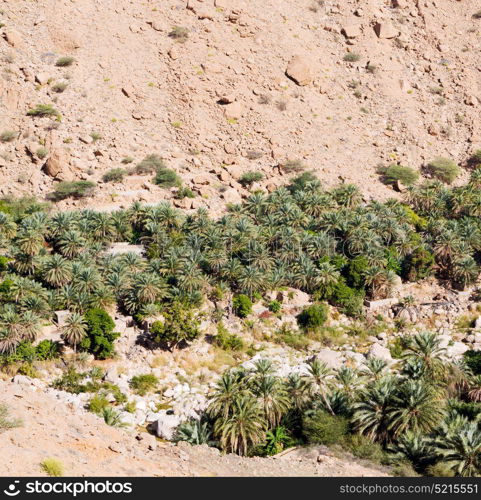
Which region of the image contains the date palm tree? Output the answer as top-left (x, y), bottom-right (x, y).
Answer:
top-left (61, 312), bottom-right (87, 352)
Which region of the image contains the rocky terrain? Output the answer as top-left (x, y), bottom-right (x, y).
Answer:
top-left (0, 380), bottom-right (388, 477)
top-left (0, 0), bottom-right (480, 212)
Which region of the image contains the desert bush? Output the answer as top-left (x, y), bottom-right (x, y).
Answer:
top-left (40, 458), bottom-right (64, 477)
top-left (0, 404), bottom-right (21, 432)
top-left (343, 434), bottom-right (385, 462)
top-left (27, 104), bottom-right (60, 118)
top-left (47, 181), bottom-right (96, 201)
top-left (90, 131), bottom-right (102, 142)
top-left (129, 374), bottom-right (158, 396)
top-left (281, 159), bottom-right (305, 173)
top-left (296, 303), bottom-right (328, 331)
top-left (175, 186), bottom-right (195, 199)
top-left (169, 26), bottom-right (189, 43)
top-left (426, 157), bottom-right (460, 184)
top-left (153, 166), bottom-right (182, 188)
top-left (239, 171), bottom-right (263, 187)
top-left (134, 154), bottom-right (164, 175)
top-left (288, 172), bottom-right (320, 193)
top-left (214, 323), bottom-right (244, 351)
top-left (102, 168), bottom-right (126, 183)
top-left (268, 300), bottom-right (281, 313)
top-left (0, 130), bottom-right (16, 142)
top-left (79, 308), bottom-right (118, 360)
top-left (36, 148), bottom-right (48, 159)
top-left (51, 81), bottom-right (68, 93)
top-left (303, 410), bottom-right (349, 445)
top-left (344, 52), bottom-right (361, 62)
top-left (88, 394), bottom-right (110, 415)
top-left (233, 294), bottom-right (252, 318)
top-left (378, 164), bottom-right (419, 186)
top-left (55, 56), bottom-right (75, 67)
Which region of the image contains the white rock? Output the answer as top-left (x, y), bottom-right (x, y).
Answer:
top-left (152, 411), bottom-right (181, 440)
top-left (367, 343), bottom-right (393, 364)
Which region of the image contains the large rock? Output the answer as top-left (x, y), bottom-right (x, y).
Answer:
top-left (285, 56), bottom-right (312, 86)
top-left (222, 187), bottom-right (242, 204)
top-left (367, 343), bottom-right (393, 364)
top-left (223, 101), bottom-right (244, 120)
top-left (474, 317), bottom-right (481, 330)
top-left (373, 22), bottom-right (399, 39)
top-left (44, 149), bottom-right (71, 179)
top-left (152, 411), bottom-right (181, 440)
top-left (4, 29), bottom-right (24, 48)
top-left (446, 342), bottom-right (468, 359)
top-left (312, 349), bottom-right (343, 369)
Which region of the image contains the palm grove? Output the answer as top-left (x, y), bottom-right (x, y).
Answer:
top-left (2, 169), bottom-right (481, 473)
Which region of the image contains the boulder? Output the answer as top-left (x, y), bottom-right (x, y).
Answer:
top-left (373, 22), bottom-right (399, 39)
top-left (222, 187), bottom-right (242, 204)
top-left (367, 343), bottom-right (393, 364)
top-left (286, 56), bottom-right (312, 86)
top-left (312, 349), bottom-right (343, 369)
top-left (152, 411), bottom-right (181, 440)
top-left (4, 29), bottom-right (24, 48)
top-left (474, 317), bottom-right (481, 330)
top-left (44, 149), bottom-right (71, 179)
top-left (342, 24), bottom-right (361, 39)
top-left (446, 342), bottom-right (468, 359)
top-left (54, 310), bottom-right (70, 327)
top-left (224, 101), bottom-right (244, 120)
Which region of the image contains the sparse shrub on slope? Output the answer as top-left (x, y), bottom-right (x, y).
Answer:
top-left (47, 181), bottom-right (96, 201)
top-left (426, 157), bottom-right (460, 184)
top-left (378, 164), bottom-right (419, 187)
top-left (233, 294), bottom-right (252, 318)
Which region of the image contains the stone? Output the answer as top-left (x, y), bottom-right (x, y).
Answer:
top-left (474, 317), bottom-right (481, 330)
top-left (4, 30), bottom-right (24, 48)
top-left (35, 73), bottom-right (51, 85)
top-left (44, 149), bottom-right (70, 178)
top-left (54, 310), bottom-right (70, 328)
top-left (373, 22), bottom-right (399, 39)
top-left (12, 375), bottom-right (31, 385)
top-left (222, 187), bottom-right (242, 204)
top-left (342, 24), bottom-right (361, 39)
top-left (446, 342), bottom-right (468, 359)
top-left (367, 343), bottom-right (393, 364)
top-left (286, 56), bottom-right (312, 86)
top-left (312, 348), bottom-right (343, 369)
top-left (224, 101), bottom-right (244, 120)
top-left (152, 411), bottom-right (181, 440)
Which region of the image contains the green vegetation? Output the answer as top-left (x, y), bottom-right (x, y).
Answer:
top-left (47, 181), bottom-right (96, 201)
top-left (36, 148), bottom-right (48, 160)
top-left (0, 403), bottom-right (21, 432)
top-left (134, 154), bottom-right (164, 175)
top-left (233, 294), bottom-right (252, 318)
top-left (129, 374), bottom-right (158, 396)
top-left (378, 164), bottom-right (419, 187)
top-left (79, 308), bottom-right (118, 359)
top-left (426, 157), bottom-right (460, 184)
top-left (153, 166), bottom-right (182, 188)
top-left (0, 130), bottom-right (16, 142)
top-left (344, 52), bottom-right (361, 62)
top-left (173, 333), bottom-right (481, 477)
top-left (102, 168), bottom-right (127, 183)
top-left (55, 56), bottom-right (75, 67)
top-left (169, 26), bottom-right (189, 43)
top-left (239, 171), bottom-right (263, 188)
top-left (296, 303), bottom-right (328, 331)
top-left (40, 458), bottom-right (64, 477)
top-left (51, 81), bottom-right (68, 93)
top-left (27, 104), bottom-right (60, 118)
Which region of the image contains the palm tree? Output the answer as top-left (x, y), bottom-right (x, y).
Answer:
top-left (214, 396), bottom-right (265, 456)
top-left (390, 431), bottom-right (435, 471)
top-left (307, 359), bottom-right (334, 414)
top-left (285, 373), bottom-right (312, 412)
top-left (435, 422), bottom-right (481, 477)
top-left (402, 331), bottom-right (446, 379)
top-left (387, 380), bottom-right (444, 438)
top-left (207, 371), bottom-right (246, 420)
top-left (251, 375), bottom-right (290, 427)
top-left (42, 254), bottom-right (72, 288)
top-left (61, 312), bottom-right (87, 352)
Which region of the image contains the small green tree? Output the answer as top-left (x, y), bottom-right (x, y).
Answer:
top-left (302, 410), bottom-right (349, 445)
top-left (129, 374), bottom-right (158, 396)
top-left (233, 294), bottom-right (252, 318)
top-left (426, 157), bottom-right (460, 184)
top-left (296, 303), bottom-right (328, 331)
top-left (150, 302), bottom-right (200, 350)
top-left (79, 308), bottom-right (119, 359)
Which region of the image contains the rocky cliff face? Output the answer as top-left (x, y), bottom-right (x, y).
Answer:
top-left (0, 0), bottom-right (480, 212)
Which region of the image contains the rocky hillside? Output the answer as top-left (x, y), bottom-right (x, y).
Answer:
top-left (0, 379), bottom-right (388, 477)
top-left (0, 0), bottom-right (480, 212)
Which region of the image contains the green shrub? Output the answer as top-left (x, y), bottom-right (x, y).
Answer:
top-left (378, 164), bottom-right (419, 186)
top-left (27, 104), bottom-right (60, 118)
top-left (175, 186), bottom-right (195, 199)
top-left (275, 324), bottom-right (310, 350)
top-left (214, 324), bottom-right (244, 351)
top-left (134, 154), bottom-right (164, 175)
top-left (169, 26), bottom-right (189, 43)
top-left (90, 131), bottom-right (102, 142)
top-left (47, 181), bottom-right (96, 201)
top-left (344, 52), bottom-right (361, 62)
top-left (121, 156), bottom-right (134, 164)
top-left (343, 434), bottom-right (385, 462)
top-left (282, 159), bottom-right (305, 173)
top-left (55, 56), bottom-right (75, 67)
top-left (150, 303), bottom-right (200, 350)
top-left (0, 256), bottom-right (9, 272)
top-left (88, 394), bottom-right (110, 415)
top-left (153, 166), bottom-right (182, 188)
top-left (239, 171), bottom-right (263, 187)
top-left (329, 281), bottom-right (364, 317)
top-left (401, 246), bottom-right (435, 281)
top-left (233, 294), bottom-right (252, 318)
top-left (79, 308), bottom-right (118, 360)
top-left (296, 303), bottom-right (328, 331)
top-left (303, 410), bottom-right (349, 445)
top-left (0, 403), bottom-right (22, 432)
top-left (36, 147), bottom-right (48, 159)
top-left (426, 157), bottom-right (460, 184)
top-left (35, 340), bottom-right (61, 360)
top-left (344, 256), bottom-right (369, 289)
top-left (102, 168), bottom-right (126, 183)
top-left (463, 350), bottom-right (481, 375)
top-left (287, 172), bottom-right (321, 193)
top-left (40, 458), bottom-right (64, 477)
top-left (129, 374), bottom-right (158, 396)
top-left (268, 300), bottom-right (281, 313)
top-left (0, 130), bottom-right (16, 142)
top-left (51, 81), bottom-right (68, 93)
